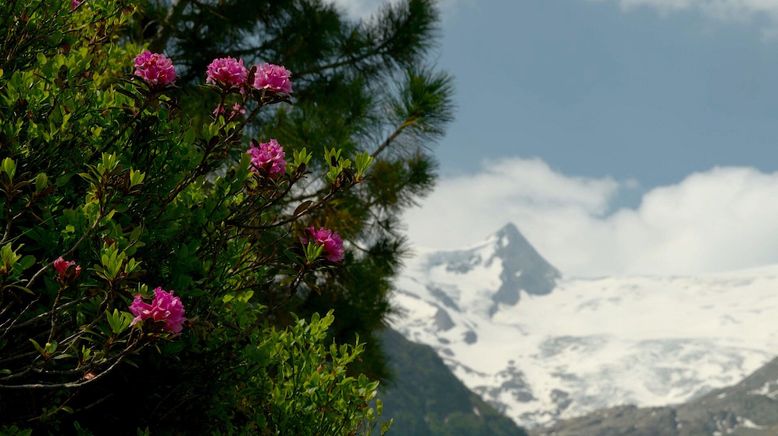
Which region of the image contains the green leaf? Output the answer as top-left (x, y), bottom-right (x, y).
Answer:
top-left (237, 290), bottom-right (254, 303)
top-left (305, 242), bottom-right (324, 263)
top-left (80, 346), bottom-right (92, 362)
top-left (126, 258), bottom-right (140, 274)
top-left (1, 158), bottom-right (16, 180)
top-left (129, 169), bottom-right (145, 187)
top-left (291, 147), bottom-right (313, 171)
top-left (97, 244), bottom-right (129, 280)
top-left (34, 173), bottom-right (48, 191)
top-left (0, 243), bottom-right (22, 274)
top-left (106, 309), bottom-right (133, 335)
top-left (354, 152), bottom-right (374, 180)
top-left (29, 338), bottom-right (45, 355)
top-left (55, 173), bottom-right (73, 187)
top-left (97, 153), bottom-right (119, 176)
top-left (44, 341), bottom-right (58, 355)
top-left (17, 255), bottom-right (35, 272)
top-left (183, 127), bottom-right (195, 146)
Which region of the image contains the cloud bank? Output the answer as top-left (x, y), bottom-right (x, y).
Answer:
top-left (598, 0), bottom-right (778, 36)
top-left (404, 158), bottom-right (778, 277)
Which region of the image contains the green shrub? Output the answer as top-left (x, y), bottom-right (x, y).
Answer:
top-left (0, 1), bottom-right (385, 433)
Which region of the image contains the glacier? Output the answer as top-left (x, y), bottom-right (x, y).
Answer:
top-left (390, 223), bottom-right (778, 428)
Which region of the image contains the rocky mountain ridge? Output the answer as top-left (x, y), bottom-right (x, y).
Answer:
top-left (534, 356), bottom-right (778, 435)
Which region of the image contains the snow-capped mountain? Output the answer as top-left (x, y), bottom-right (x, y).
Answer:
top-left (390, 223), bottom-right (778, 428)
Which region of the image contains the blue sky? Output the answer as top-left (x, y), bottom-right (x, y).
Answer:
top-left (436, 0), bottom-right (778, 186)
top-left (335, 0), bottom-right (778, 276)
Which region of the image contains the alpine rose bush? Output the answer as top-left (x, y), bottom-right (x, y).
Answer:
top-left (253, 63), bottom-right (292, 94)
top-left (206, 57), bottom-right (247, 90)
top-left (133, 50), bottom-right (176, 88)
top-left (247, 139), bottom-right (287, 177)
top-left (305, 227), bottom-right (345, 262)
top-left (0, 2), bottom-right (384, 433)
top-left (129, 287), bottom-right (186, 334)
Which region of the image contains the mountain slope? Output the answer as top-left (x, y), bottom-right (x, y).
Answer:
top-left (535, 356), bottom-right (778, 435)
top-left (391, 223), bottom-right (778, 428)
top-left (378, 328), bottom-right (526, 436)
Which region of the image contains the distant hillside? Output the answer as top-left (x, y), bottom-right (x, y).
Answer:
top-left (378, 328), bottom-right (526, 436)
top-left (534, 356), bottom-right (778, 435)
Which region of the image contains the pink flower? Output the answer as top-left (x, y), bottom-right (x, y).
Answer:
top-left (303, 227), bottom-right (345, 263)
top-left (212, 102), bottom-right (247, 119)
top-left (247, 139), bottom-right (286, 177)
top-left (252, 63), bottom-right (292, 94)
top-left (53, 256), bottom-right (81, 282)
top-left (70, 0), bottom-right (82, 10)
top-left (129, 287), bottom-right (186, 334)
top-left (231, 103), bottom-right (247, 116)
top-left (129, 297), bottom-right (152, 324)
top-left (133, 50), bottom-right (176, 88)
top-left (206, 57), bottom-right (248, 90)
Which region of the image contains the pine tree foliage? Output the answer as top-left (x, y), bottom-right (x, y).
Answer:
top-left (132, 0), bottom-right (455, 380)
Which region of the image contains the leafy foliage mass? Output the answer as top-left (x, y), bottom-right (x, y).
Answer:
top-left (0, 0), bottom-right (453, 434)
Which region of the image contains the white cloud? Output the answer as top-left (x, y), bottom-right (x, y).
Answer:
top-left (332, 0), bottom-right (778, 34)
top-left (403, 157), bottom-right (778, 277)
top-left (597, 0), bottom-right (778, 36)
top-left (327, 0), bottom-right (468, 20)
top-left (327, 0), bottom-right (391, 19)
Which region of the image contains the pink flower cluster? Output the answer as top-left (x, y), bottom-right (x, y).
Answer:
top-left (247, 139), bottom-right (286, 177)
top-left (129, 287), bottom-right (186, 334)
top-left (205, 57), bottom-right (292, 94)
top-left (206, 57), bottom-right (248, 90)
top-left (304, 227), bottom-right (345, 263)
top-left (53, 256), bottom-right (81, 282)
top-left (253, 64), bottom-right (292, 94)
top-left (71, 0), bottom-right (82, 10)
top-left (134, 51), bottom-right (176, 88)
top-left (129, 53), bottom-right (291, 96)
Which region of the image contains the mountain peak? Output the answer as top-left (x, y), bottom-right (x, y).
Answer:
top-left (488, 223), bottom-right (560, 310)
top-left (422, 223), bottom-right (561, 314)
top-left (497, 221), bottom-right (521, 236)
top-left (493, 222), bottom-right (530, 249)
